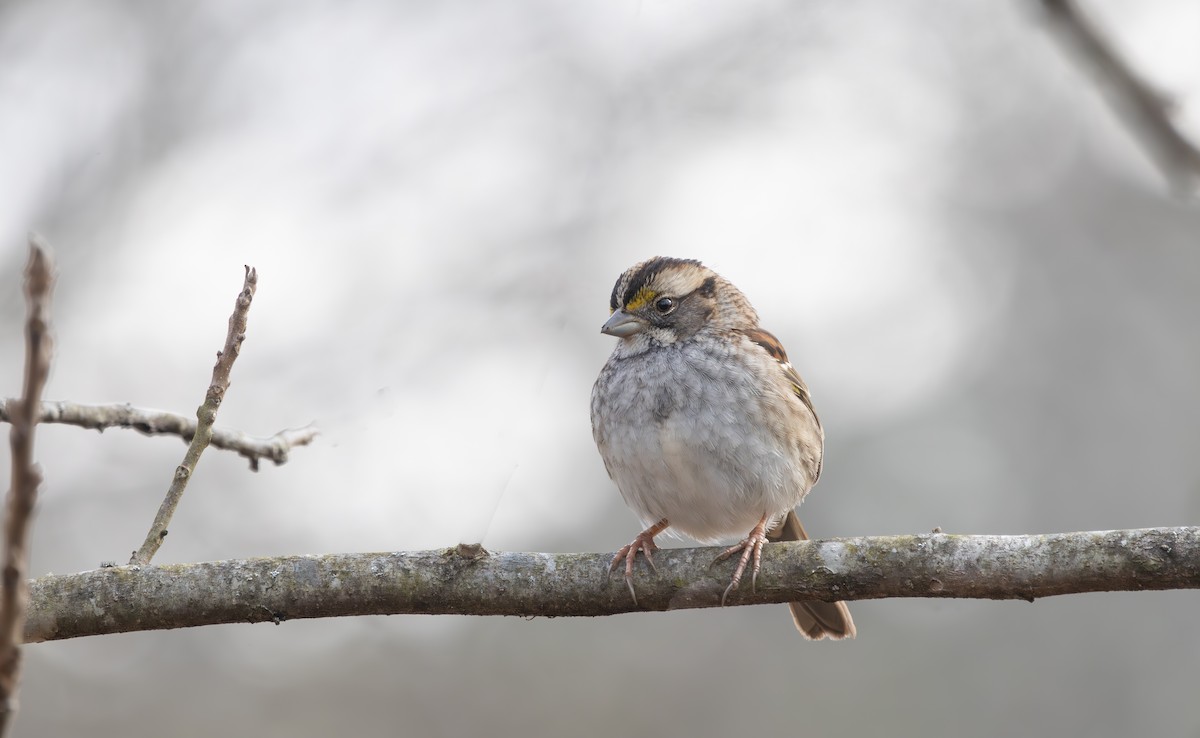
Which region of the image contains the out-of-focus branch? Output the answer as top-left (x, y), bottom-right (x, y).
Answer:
top-left (1040, 0), bottom-right (1200, 195)
top-left (0, 401), bottom-right (316, 471)
top-left (128, 266), bottom-right (258, 566)
top-left (25, 527), bottom-right (1200, 643)
top-left (0, 237), bottom-right (55, 736)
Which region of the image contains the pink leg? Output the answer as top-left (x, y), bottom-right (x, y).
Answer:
top-left (608, 518), bottom-right (669, 605)
top-left (712, 514), bottom-right (771, 606)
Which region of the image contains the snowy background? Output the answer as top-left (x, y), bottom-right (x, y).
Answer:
top-left (2, 1), bottom-right (1199, 735)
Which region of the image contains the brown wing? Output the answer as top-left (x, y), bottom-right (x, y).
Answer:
top-left (743, 329), bottom-right (848, 638)
top-left (741, 326), bottom-right (822, 429)
top-left (740, 326), bottom-right (823, 481)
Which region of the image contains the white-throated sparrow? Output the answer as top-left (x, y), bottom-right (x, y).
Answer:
top-left (591, 257), bottom-right (855, 640)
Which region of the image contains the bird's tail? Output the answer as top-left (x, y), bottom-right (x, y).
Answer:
top-left (767, 509), bottom-right (856, 640)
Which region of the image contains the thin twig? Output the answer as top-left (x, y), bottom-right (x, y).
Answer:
top-left (0, 236), bottom-right (55, 736)
top-left (0, 401), bottom-right (316, 471)
top-left (23, 527), bottom-right (1200, 643)
top-left (128, 266), bottom-right (258, 566)
top-left (1040, 0), bottom-right (1200, 195)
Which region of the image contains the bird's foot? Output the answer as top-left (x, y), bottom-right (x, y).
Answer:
top-left (712, 515), bottom-right (771, 606)
top-left (608, 518), bottom-right (669, 605)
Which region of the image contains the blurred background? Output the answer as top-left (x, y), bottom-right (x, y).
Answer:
top-left (2, 0), bottom-right (1199, 735)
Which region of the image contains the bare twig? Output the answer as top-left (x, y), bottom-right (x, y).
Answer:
top-left (24, 527), bottom-right (1200, 643)
top-left (0, 237), bottom-right (55, 735)
top-left (1040, 0), bottom-right (1200, 195)
top-left (0, 401), bottom-right (316, 471)
top-left (128, 267), bottom-right (258, 566)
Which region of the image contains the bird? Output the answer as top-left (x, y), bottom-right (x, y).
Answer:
top-left (590, 256), bottom-right (855, 640)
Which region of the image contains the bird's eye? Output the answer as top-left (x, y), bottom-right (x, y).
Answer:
top-left (655, 297), bottom-right (676, 313)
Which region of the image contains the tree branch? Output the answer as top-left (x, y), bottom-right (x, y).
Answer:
top-left (1039, 0), bottom-right (1200, 195)
top-left (26, 527), bottom-right (1200, 643)
top-left (128, 266), bottom-right (258, 566)
top-left (0, 401), bottom-right (316, 471)
top-left (0, 237), bottom-right (55, 735)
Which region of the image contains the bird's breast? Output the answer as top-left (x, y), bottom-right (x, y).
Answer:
top-left (592, 342), bottom-right (813, 541)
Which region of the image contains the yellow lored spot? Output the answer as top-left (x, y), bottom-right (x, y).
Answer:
top-left (624, 287), bottom-right (658, 312)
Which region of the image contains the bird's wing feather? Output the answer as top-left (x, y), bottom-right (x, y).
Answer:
top-left (740, 326), bottom-right (823, 482)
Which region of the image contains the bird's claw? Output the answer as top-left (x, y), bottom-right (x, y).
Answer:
top-left (712, 516), bottom-right (771, 606)
top-left (607, 519), bottom-right (668, 606)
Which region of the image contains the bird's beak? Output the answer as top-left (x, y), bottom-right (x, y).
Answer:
top-left (600, 309), bottom-right (646, 338)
